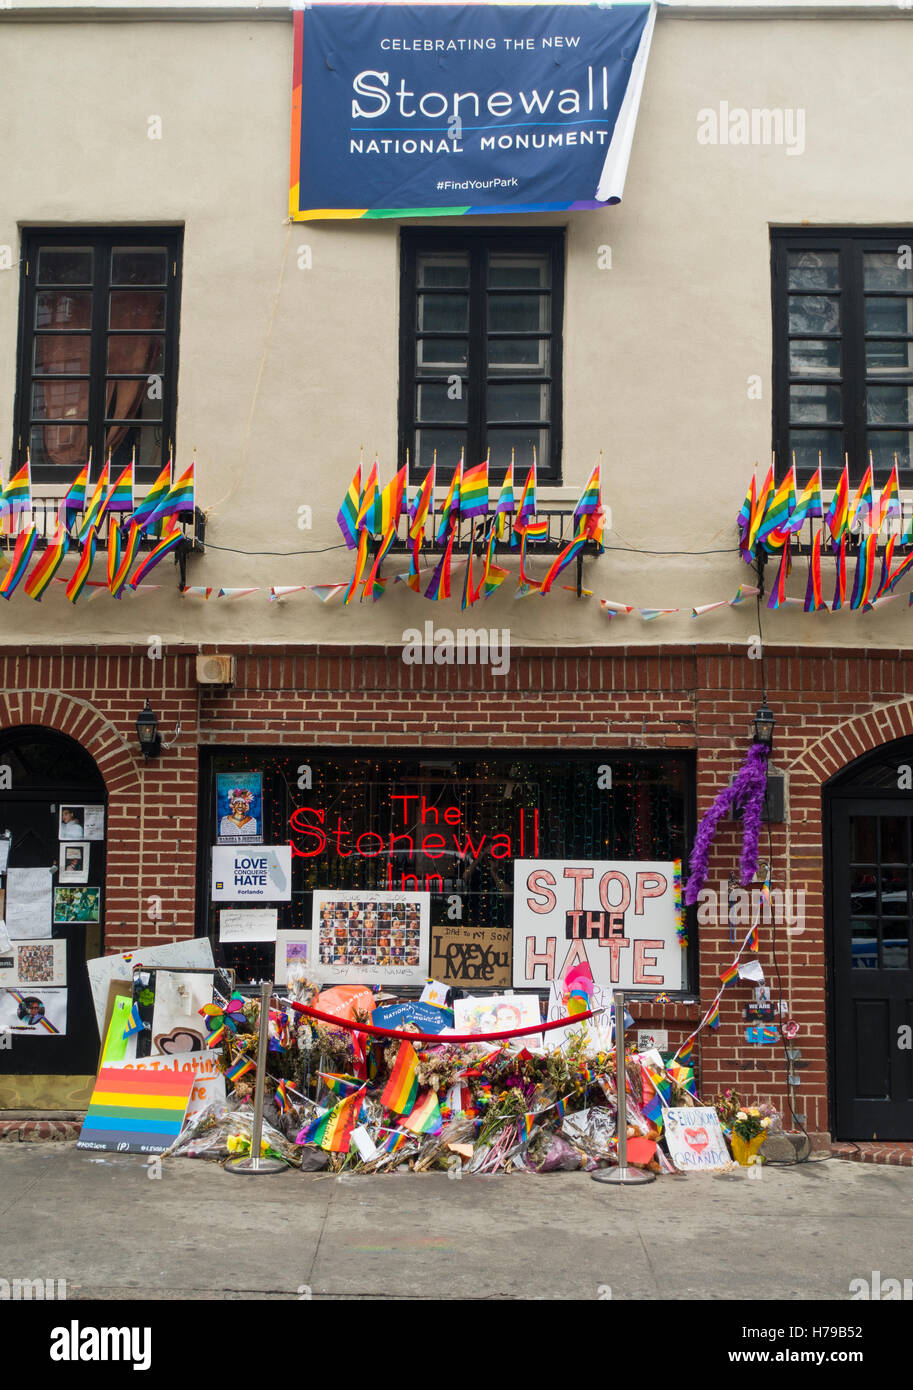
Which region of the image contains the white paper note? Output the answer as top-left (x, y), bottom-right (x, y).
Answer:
top-left (219, 909), bottom-right (278, 943)
top-left (6, 868), bottom-right (53, 940)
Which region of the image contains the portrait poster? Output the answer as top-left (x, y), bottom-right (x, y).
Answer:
top-left (59, 804), bottom-right (104, 841)
top-left (59, 841), bottom-right (90, 884)
top-left (311, 891), bottom-right (429, 985)
top-left (452, 992), bottom-right (542, 1046)
top-left (0, 939), bottom-right (67, 988)
top-left (53, 886), bottom-right (101, 924)
top-left (216, 772), bottom-right (264, 845)
top-left (0, 986), bottom-right (68, 1035)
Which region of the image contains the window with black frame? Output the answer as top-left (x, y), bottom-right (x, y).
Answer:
top-left (398, 229), bottom-right (564, 485)
top-left (200, 749), bottom-right (694, 991)
top-left (772, 230), bottom-right (913, 488)
top-left (14, 228), bottom-right (182, 486)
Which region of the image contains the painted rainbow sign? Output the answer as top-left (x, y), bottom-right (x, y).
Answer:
top-left (290, 3), bottom-right (655, 220)
top-left (76, 1064), bottom-right (195, 1154)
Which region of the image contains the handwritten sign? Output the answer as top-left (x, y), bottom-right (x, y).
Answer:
top-left (663, 1107), bottom-right (732, 1172)
top-left (512, 859), bottom-right (683, 993)
top-left (430, 923), bottom-right (511, 987)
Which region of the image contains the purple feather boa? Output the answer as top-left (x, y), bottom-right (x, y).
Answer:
top-left (684, 742), bottom-right (770, 905)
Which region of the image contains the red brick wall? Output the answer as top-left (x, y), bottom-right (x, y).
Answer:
top-left (4, 641), bottom-right (912, 1138)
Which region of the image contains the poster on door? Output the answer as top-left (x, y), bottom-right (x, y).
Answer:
top-left (512, 859), bottom-right (683, 993)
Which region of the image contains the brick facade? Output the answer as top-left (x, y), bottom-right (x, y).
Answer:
top-left (4, 641), bottom-right (912, 1139)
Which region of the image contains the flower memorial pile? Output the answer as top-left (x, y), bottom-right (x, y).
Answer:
top-left (162, 972), bottom-right (782, 1177)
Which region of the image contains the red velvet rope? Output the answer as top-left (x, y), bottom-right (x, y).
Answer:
top-left (287, 999), bottom-right (602, 1045)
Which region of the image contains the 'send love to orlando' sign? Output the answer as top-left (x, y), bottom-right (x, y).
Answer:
top-left (290, 3), bottom-right (656, 219)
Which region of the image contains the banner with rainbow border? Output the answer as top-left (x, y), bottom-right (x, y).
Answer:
top-left (290, 3), bottom-right (656, 220)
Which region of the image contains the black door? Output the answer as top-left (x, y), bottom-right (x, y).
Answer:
top-left (0, 729), bottom-right (106, 1082)
top-left (830, 799), bottom-right (913, 1139)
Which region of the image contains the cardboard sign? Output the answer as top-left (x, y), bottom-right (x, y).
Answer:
top-left (430, 923), bottom-right (511, 987)
top-left (664, 1107), bottom-right (732, 1172)
top-left (512, 859), bottom-right (683, 993)
top-left (211, 846), bottom-right (292, 902)
top-left (373, 1001), bottom-right (453, 1034)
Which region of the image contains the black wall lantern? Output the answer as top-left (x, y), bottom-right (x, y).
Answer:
top-left (752, 702), bottom-right (775, 752)
top-left (136, 700), bottom-right (162, 761)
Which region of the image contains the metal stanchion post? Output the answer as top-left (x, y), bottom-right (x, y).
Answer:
top-left (226, 980), bottom-right (286, 1177)
top-left (592, 989), bottom-right (655, 1186)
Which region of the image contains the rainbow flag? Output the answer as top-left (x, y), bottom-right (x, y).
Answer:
top-left (106, 459), bottom-right (135, 513)
top-left (460, 535), bottom-right (476, 611)
top-left (522, 517), bottom-right (549, 542)
top-left (206, 1023), bottom-right (227, 1050)
top-left (318, 1072), bottom-right (364, 1098)
top-left (737, 472), bottom-right (757, 561)
top-left (380, 465), bottom-right (406, 535)
top-left (825, 462), bottom-right (849, 544)
top-left (435, 459), bottom-right (462, 544)
top-left (640, 1067), bottom-right (664, 1129)
top-left (343, 528), bottom-right (370, 605)
top-left (874, 463), bottom-right (901, 534)
top-left (540, 522), bottom-right (587, 595)
top-left (782, 466), bottom-right (823, 536)
top-left (303, 1085), bottom-right (367, 1153)
top-left (477, 524), bottom-right (509, 600)
top-left (275, 1079), bottom-right (290, 1114)
top-left (145, 461), bottom-right (194, 529)
top-left (3, 459), bottom-right (32, 528)
top-left (850, 531), bottom-right (878, 610)
top-left (848, 463), bottom-right (873, 533)
top-left (766, 536), bottom-right (791, 609)
top-left (575, 460), bottom-right (602, 516)
top-left (668, 1063), bottom-right (697, 1098)
top-left (363, 523), bottom-right (397, 600)
top-left (336, 464), bottom-right (362, 549)
top-left (109, 520), bottom-right (143, 599)
top-left (403, 1087), bottom-right (443, 1135)
top-left (424, 526), bottom-right (454, 601)
top-left (495, 462), bottom-right (515, 538)
top-left (107, 520), bottom-right (122, 592)
top-left (513, 462), bottom-right (537, 538)
top-left (408, 463), bottom-right (435, 540)
top-left (706, 997), bottom-right (721, 1031)
top-left (398, 533), bottom-right (424, 593)
top-left (553, 1094), bottom-right (572, 1120)
top-left (0, 525), bottom-right (39, 599)
top-left (356, 460), bottom-right (380, 534)
top-left (804, 530), bottom-right (824, 612)
top-left (460, 459), bottom-right (489, 518)
top-left (131, 461), bottom-right (173, 530)
top-left (226, 1055), bottom-right (256, 1083)
top-left (128, 522), bottom-right (183, 590)
top-left (381, 1040), bottom-right (420, 1115)
top-left (674, 1034), bottom-right (695, 1065)
top-left (58, 463), bottom-right (89, 527)
top-left (77, 1064), bottom-right (195, 1154)
top-left (832, 535), bottom-right (847, 610)
top-left (720, 960), bottom-right (740, 988)
top-left (517, 1113), bottom-right (536, 1142)
top-left (758, 465), bottom-right (796, 547)
top-left (77, 461), bottom-right (110, 542)
top-left (747, 465), bottom-right (775, 551)
top-left (378, 1128), bottom-right (409, 1156)
top-left (24, 525), bottom-right (70, 601)
top-left (880, 546), bottom-right (913, 598)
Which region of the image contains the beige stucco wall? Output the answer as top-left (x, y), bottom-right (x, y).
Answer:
top-left (1, 9), bottom-right (912, 646)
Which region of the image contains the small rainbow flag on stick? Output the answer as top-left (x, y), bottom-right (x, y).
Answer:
top-left (24, 525), bottom-right (70, 601)
top-left (424, 526), bottom-right (454, 602)
top-left (381, 1040), bottom-right (420, 1115)
top-left (574, 459), bottom-right (602, 516)
top-left (131, 461), bottom-right (172, 530)
top-left (3, 458), bottom-right (32, 531)
top-left (275, 1079), bottom-right (290, 1114)
top-left (299, 1085), bottom-right (366, 1152)
top-left (495, 460), bottom-right (515, 538)
top-left (408, 462), bottom-right (435, 540)
top-left (129, 523), bottom-right (183, 590)
top-left (356, 460), bottom-right (380, 534)
top-left (318, 1072), bottom-right (364, 1098)
top-left (460, 459), bottom-right (489, 518)
top-left (435, 458), bottom-right (462, 544)
top-left (58, 463), bottom-right (89, 527)
top-left (404, 1087), bottom-right (443, 1135)
top-left (105, 458), bottom-right (135, 513)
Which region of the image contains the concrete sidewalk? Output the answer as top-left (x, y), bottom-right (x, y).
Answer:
top-left (1, 1143), bottom-right (910, 1301)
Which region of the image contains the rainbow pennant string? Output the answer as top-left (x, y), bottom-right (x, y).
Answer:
top-left (673, 858), bottom-right (686, 945)
top-left (720, 960), bottom-right (740, 988)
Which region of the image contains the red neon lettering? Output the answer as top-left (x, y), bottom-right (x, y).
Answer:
top-left (332, 815), bottom-right (352, 857)
top-left (453, 832), bottom-right (486, 859)
top-left (443, 806), bottom-right (460, 826)
top-left (355, 832), bottom-right (384, 857)
top-left (390, 794), bottom-right (418, 826)
top-left (421, 833), bottom-right (446, 859)
top-left (288, 806), bottom-right (326, 857)
top-left (420, 796), bottom-right (439, 825)
top-left (563, 866), bottom-right (594, 913)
